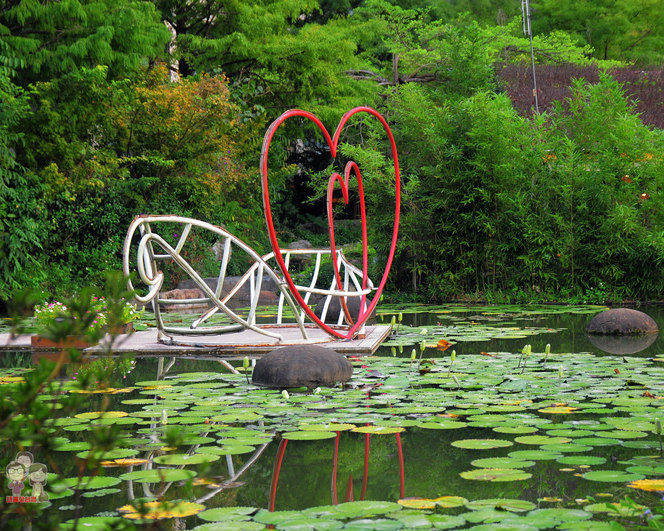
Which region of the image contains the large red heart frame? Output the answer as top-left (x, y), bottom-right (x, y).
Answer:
top-left (260, 106), bottom-right (401, 339)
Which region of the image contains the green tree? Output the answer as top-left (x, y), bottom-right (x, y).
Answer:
top-left (155, 0), bottom-right (372, 118)
top-left (0, 42), bottom-right (44, 304)
top-left (530, 0), bottom-right (664, 65)
top-left (0, 0), bottom-right (170, 84)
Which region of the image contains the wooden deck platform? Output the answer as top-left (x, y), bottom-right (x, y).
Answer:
top-left (0, 325), bottom-right (391, 359)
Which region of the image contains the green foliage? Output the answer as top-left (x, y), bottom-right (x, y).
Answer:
top-left (2, 0), bottom-right (664, 303)
top-left (11, 64), bottom-right (266, 300)
top-left (0, 277), bottom-right (139, 530)
top-left (370, 67), bottom-right (664, 300)
top-left (0, 43), bottom-right (44, 303)
top-left (531, 0), bottom-right (664, 66)
top-left (157, 0), bottom-right (371, 117)
top-left (0, 0), bottom-right (170, 83)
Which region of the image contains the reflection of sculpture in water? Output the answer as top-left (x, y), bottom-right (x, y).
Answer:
top-left (268, 430), bottom-right (405, 511)
top-left (29, 463), bottom-right (49, 501)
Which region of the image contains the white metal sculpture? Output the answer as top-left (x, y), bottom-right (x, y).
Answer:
top-left (123, 215), bottom-right (374, 344)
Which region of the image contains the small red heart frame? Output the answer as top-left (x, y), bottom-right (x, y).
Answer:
top-left (260, 106), bottom-right (400, 339)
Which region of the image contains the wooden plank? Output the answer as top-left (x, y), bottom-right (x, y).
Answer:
top-left (0, 325), bottom-right (391, 359)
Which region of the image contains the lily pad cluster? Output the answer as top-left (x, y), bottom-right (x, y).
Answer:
top-left (3, 304), bottom-right (664, 530)
top-left (377, 304), bottom-right (606, 350)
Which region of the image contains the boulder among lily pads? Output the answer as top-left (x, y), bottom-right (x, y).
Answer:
top-left (585, 308), bottom-right (658, 336)
top-left (252, 345), bottom-right (353, 389)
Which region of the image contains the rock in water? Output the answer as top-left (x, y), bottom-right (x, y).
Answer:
top-left (585, 308), bottom-right (658, 335)
top-left (252, 345), bottom-right (353, 389)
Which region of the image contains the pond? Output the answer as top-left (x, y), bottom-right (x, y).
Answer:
top-left (2, 304), bottom-right (664, 530)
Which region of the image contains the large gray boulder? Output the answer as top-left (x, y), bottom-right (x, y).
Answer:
top-left (585, 308), bottom-right (658, 335)
top-left (252, 345), bottom-right (353, 389)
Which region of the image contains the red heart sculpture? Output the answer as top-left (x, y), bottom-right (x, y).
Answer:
top-left (260, 107), bottom-right (400, 339)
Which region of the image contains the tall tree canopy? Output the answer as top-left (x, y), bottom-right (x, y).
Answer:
top-left (530, 0), bottom-right (664, 65)
top-left (0, 0), bottom-right (170, 84)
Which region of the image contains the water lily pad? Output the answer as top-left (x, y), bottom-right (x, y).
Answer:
top-left (298, 423), bottom-right (355, 432)
top-left (514, 435), bottom-right (571, 445)
top-left (341, 518), bottom-right (402, 531)
top-left (508, 450), bottom-right (562, 460)
top-left (471, 458), bottom-right (535, 469)
top-left (118, 500), bottom-right (205, 520)
top-left (213, 444), bottom-right (257, 455)
top-left (465, 521), bottom-right (538, 531)
top-left (418, 420), bottom-right (468, 429)
top-left (351, 426), bottom-right (405, 435)
top-left (557, 456), bottom-right (607, 466)
top-left (460, 468), bottom-right (532, 482)
top-left (276, 517), bottom-right (343, 531)
top-left (331, 501), bottom-right (402, 518)
top-left (75, 411), bottom-right (129, 419)
top-left (119, 468), bottom-right (197, 483)
top-left (281, 431), bottom-right (338, 441)
top-left (433, 496), bottom-right (468, 508)
top-left (557, 522), bottom-right (626, 531)
top-left (396, 497), bottom-right (436, 510)
top-left (538, 406), bottom-right (578, 414)
top-left (60, 516), bottom-right (124, 530)
top-left (193, 520), bottom-right (267, 530)
top-left (465, 499), bottom-right (536, 512)
top-left (62, 476), bottom-right (121, 490)
top-left (540, 443), bottom-right (592, 453)
top-left (581, 470), bottom-right (645, 483)
top-left (493, 426), bottom-right (538, 434)
top-left (154, 453), bottom-right (220, 465)
top-left (198, 506), bottom-right (257, 522)
top-left (452, 439), bottom-right (513, 450)
top-left (521, 508), bottom-right (592, 527)
top-left (76, 448), bottom-right (138, 460)
top-left (81, 487), bottom-right (121, 498)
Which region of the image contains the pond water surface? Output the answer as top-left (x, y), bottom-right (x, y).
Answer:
top-left (3, 304), bottom-right (664, 530)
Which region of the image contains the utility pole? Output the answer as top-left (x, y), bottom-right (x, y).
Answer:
top-left (521, 0), bottom-right (539, 114)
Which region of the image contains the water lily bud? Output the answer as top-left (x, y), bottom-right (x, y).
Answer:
top-left (282, 390), bottom-right (290, 401)
top-left (420, 341), bottom-right (426, 352)
top-left (398, 313), bottom-right (403, 322)
top-left (559, 366), bottom-right (564, 379)
top-left (243, 357), bottom-right (250, 370)
top-left (410, 349), bottom-right (417, 361)
top-left (391, 346), bottom-right (396, 357)
top-left (526, 345), bottom-right (532, 356)
top-left (390, 315), bottom-right (396, 326)
top-left (545, 344), bottom-right (551, 356)
top-left (656, 418), bottom-right (662, 435)
top-left (452, 374), bottom-right (460, 387)
top-left (451, 350), bottom-right (456, 363)
top-left (420, 328), bottom-right (428, 335)
top-left (313, 387), bottom-right (321, 395)
top-left (399, 345), bottom-right (403, 353)
top-left (161, 409), bottom-right (168, 425)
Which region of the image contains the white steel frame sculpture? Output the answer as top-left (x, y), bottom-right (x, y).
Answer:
top-left (122, 215), bottom-right (374, 344)
top-left (123, 105), bottom-right (400, 345)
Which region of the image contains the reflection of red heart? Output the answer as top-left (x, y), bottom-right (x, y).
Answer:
top-left (260, 107), bottom-right (400, 339)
